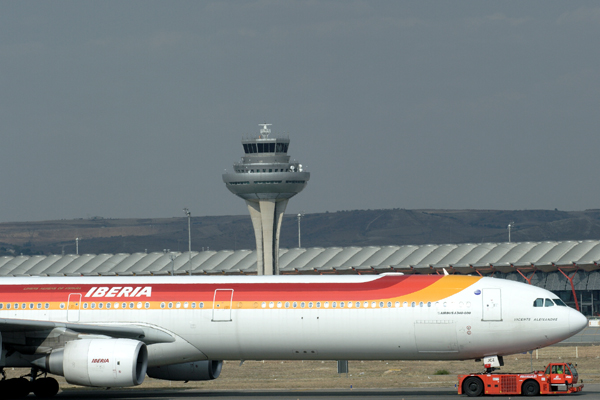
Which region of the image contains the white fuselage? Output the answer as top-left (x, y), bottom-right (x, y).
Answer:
top-left (0, 274), bottom-right (588, 368)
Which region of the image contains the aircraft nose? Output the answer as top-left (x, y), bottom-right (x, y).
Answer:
top-left (569, 309), bottom-right (588, 335)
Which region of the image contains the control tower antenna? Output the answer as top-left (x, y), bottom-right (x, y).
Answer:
top-left (259, 123), bottom-right (272, 138)
top-left (223, 123), bottom-right (310, 275)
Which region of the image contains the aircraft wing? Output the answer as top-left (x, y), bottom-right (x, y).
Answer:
top-left (0, 318), bottom-right (175, 345)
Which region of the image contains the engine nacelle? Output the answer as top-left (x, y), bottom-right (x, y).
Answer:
top-left (147, 360), bottom-right (223, 381)
top-left (42, 339), bottom-right (148, 387)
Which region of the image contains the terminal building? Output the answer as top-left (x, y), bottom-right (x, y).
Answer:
top-left (2, 240), bottom-right (600, 316)
top-left (222, 124), bottom-right (309, 275)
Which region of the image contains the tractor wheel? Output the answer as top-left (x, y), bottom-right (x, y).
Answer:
top-left (463, 376), bottom-right (484, 397)
top-left (522, 380), bottom-right (540, 396)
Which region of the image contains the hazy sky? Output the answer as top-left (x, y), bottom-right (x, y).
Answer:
top-left (1, 1), bottom-right (599, 223)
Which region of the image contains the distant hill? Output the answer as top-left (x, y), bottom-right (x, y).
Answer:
top-left (2, 209), bottom-right (600, 256)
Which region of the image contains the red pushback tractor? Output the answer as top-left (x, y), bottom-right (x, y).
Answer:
top-left (458, 362), bottom-right (583, 396)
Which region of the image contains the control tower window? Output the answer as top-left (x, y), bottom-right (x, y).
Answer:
top-left (243, 144), bottom-right (249, 154)
top-left (268, 143), bottom-right (275, 152)
top-left (276, 143), bottom-right (289, 153)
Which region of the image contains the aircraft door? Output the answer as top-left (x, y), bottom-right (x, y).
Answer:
top-left (482, 288), bottom-right (502, 321)
top-left (212, 289), bottom-right (233, 322)
top-left (67, 293), bottom-right (82, 322)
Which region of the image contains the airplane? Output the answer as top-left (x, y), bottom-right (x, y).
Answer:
top-left (0, 273), bottom-right (588, 398)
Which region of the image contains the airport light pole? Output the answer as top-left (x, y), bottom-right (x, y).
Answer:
top-left (297, 212), bottom-right (304, 248)
top-left (184, 208), bottom-right (192, 273)
top-left (170, 252), bottom-right (176, 276)
top-left (508, 221), bottom-right (514, 243)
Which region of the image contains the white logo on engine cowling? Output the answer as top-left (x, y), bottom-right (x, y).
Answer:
top-left (84, 286), bottom-right (152, 298)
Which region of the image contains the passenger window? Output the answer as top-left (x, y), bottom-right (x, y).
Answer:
top-left (545, 298), bottom-right (555, 307)
top-left (533, 298), bottom-right (544, 307)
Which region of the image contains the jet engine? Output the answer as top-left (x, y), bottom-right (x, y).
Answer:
top-left (37, 338), bottom-right (148, 387)
top-left (147, 360), bottom-right (223, 381)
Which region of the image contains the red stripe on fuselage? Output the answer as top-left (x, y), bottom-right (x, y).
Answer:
top-left (0, 275), bottom-right (443, 302)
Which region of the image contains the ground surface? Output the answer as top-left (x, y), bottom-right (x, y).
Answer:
top-left (5, 345), bottom-right (598, 392)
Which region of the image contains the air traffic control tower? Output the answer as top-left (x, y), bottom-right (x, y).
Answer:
top-left (223, 124), bottom-right (310, 275)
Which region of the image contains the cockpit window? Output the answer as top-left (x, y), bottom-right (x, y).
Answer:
top-left (533, 298), bottom-right (544, 307)
top-left (545, 298), bottom-right (555, 307)
top-left (554, 298), bottom-right (567, 307)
